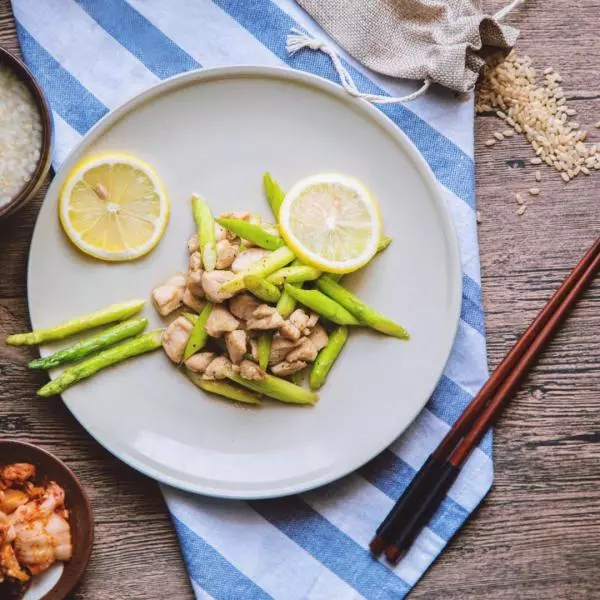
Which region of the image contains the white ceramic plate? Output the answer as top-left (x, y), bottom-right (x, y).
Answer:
top-left (28, 67), bottom-right (461, 499)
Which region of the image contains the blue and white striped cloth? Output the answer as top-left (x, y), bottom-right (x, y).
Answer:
top-left (13, 1), bottom-right (491, 597)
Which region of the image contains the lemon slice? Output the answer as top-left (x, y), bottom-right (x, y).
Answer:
top-left (278, 173), bottom-right (381, 273)
top-left (59, 154), bottom-right (169, 261)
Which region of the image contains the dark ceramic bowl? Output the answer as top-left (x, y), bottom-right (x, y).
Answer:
top-left (0, 46), bottom-right (53, 221)
top-left (0, 440), bottom-right (94, 599)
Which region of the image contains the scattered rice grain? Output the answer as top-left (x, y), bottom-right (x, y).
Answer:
top-left (561, 172), bottom-right (570, 182)
top-left (535, 170), bottom-right (541, 181)
top-left (502, 129), bottom-right (514, 137)
top-left (515, 193), bottom-right (525, 205)
top-left (493, 131), bottom-right (505, 141)
top-left (517, 204), bottom-right (527, 216)
top-left (530, 157), bottom-right (542, 165)
top-left (582, 166), bottom-right (590, 175)
top-left (485, 139), bottom-right (496, 147)
top-left (529, 187), bottom-right (540, 195)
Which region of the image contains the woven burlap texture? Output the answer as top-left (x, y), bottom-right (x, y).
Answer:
top-left (297, 0), bottom-right (519, 92)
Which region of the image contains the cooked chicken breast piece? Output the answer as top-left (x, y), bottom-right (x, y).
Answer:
top-left (231, 248), bottom-right (270, 273)
top-left (225, 330), bottom-right (247, 364)
top-left (187, 234), bottom-right (199, 254)
top-left (229, 293), bottom-right (262, 321)
top-left (247, 305), bottom-right (285, 330)
top-left (239, 359), bottom-right (267, 381)
top-left (286, 338), bottom-right (319, 362)
top-left (249, 338), bottom-right (259, 362)
top-left (187, 251), bottom-right (204, 297)
top-left (279, 308), bottom-right (311, 340)
top-left (162, 316), bottom-right (193, 363)
top-left (201, 270), bottom-right (236, 303)
top-left (214, 222), bottom-right (227, 242)
top-left (185, 352), bottom-right (215, 374)
top-left (203, 356), bottom-right (233, 380)
top-left (152, 273), bottom-right (186, 316)
top-left (308, 324), bottom-right (329, 352)
top-left (205, 305), bottom-right (240, 337)
top-left (306, 313), bottom-right (319, 329)
top-left (271, 360), bottom-right (307, 376)
top-left (268, 334), bottom-right (303, 365)
top-left (182, 288), bottom-right (205, 313)
top-left (215, 239), bottom-right (238, 270)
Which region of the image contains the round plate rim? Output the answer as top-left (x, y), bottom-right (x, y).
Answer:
top-left (28, 65), bottom-right (462, 499)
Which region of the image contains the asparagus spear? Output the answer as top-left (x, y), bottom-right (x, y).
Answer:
top-left (37, 330), bottom-right (164, 397)
top-left (219, 246), bottom-right (296, 294)
top-left (266, 265), bottom-right (321, 285)
top-left (183, 303), bottom-right (213, 361)
top-left (6, 299), bottom-right (145, 346)
top-left (244, 276), bottom-right (282, 303)
top-left (28, 317), bottom-right (148, 370)
top-left (282, 285), bottom-right (359, 325)
top-left (316, 275), bottom-right (409, 339)
top-left (263, 172), bottom-right (285, 219)
top-left (215, 218), bottom-right (283, 251)
top-left (187, 372), bottom-right (261, 404)
top-left (182, 312), bottom-right (198, 325)
top-left (309, 326), bottom-right (349, 390)
top-left (257, 334), bottom-right (271, 371)
top-left (192, 194), bottom-right (217, 271)
top-left (275, 259), bottom-right (303, 318)
top-left (227, 371), bottom-right (318, 405)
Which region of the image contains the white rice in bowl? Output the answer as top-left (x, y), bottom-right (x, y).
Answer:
top-left (0, 63), bottom-right (43, 209)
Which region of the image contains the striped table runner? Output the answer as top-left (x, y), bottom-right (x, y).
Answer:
top-left (12, 1), bottom-right (491, 597)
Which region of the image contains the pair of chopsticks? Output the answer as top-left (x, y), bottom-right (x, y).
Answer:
top-left (370, 235), bottom-right (600, 564)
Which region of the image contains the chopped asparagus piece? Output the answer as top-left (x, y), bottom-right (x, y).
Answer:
top-left (266, 265), bottom-right (321, 285)
top-left (216, 218), bottom-right (283, 251)
top-left (28, 317), bottom-right (148, 370)
top-left (257, 334), bottom-right (272, 371)
top-left (263, 172), bottom-right (285, 219)
top-left (316, 275), bottom-right (409, 339)
top-left (183, 303), bottom-right (214, 360)
top-left (220, 246), bottom-right (296, 294)
top-left (37, 330), bottom-right (164, 397)
top-left (309, 326), bottom-right (349, 390)
top-left (188, 373), bottom-right (261, 404)
top-left (282, 285), bottom-right (359, 325)
top-left (227, 371), bottom-right (318, 405)
top-left (6, 299), bottom-right (145, 346)
top-left (192, 194), bottom-right (217, 271)
top-left (244, 276), bottom-right (282, 303)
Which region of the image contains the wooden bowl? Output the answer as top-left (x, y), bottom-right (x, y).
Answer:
top-left (0, 440), bottom-right (94, 599)
top-left (0, 46), bottom-right (53, 221)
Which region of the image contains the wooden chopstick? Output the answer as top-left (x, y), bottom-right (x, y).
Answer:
top-left (370, 236), bottom-right (600, 563)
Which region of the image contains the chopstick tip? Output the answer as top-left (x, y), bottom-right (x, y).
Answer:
top-left (369, 535), bottom-right (386, 557)
top-left (384, 544), bottom-right (404, 565)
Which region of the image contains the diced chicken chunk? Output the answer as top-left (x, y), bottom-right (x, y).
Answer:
top-left (182, 288), bottom-right (205, 313)
top-left (185, 352), bottom-right (215, 374)
top-left (306, 313), bottom-right (319, 329)
top-left (188, 234), bottom-right (199, 254)
top-left (239, 359), bottom-right (267, 381)
top-left (231, 248), bottom-right (270, 273)
top-left (308, 324), bottom-right (329, 352)
top-left (269, 334), bottom-right (303, 365)
top-left (271, 360), bottom-right (307, 376)
top-left (205, 305), bottom-right (240, 337)
top-left (201, 270), bottom-right (236, 303)
top-left (187, 251), bottom-right (204, 297)
top-left (247, 305), bottom-right (285, 330)
top-left (229, 293), bottom-right (262, 321)
top-left (152, 273), bottom-right (186, 316)
top-left (279, 309), bottom-right (310, 340)
top-left (203, 356), bottom-right (233, 380)
top-left (249, 338), bottom-right (259, 362)
top-left (162, 316), bottom-right (193, 363)
top-left (215, 239), bottom-right (238, 269)
top-left (225, 330), bottom-right (247, 364)
top-left (286, 338), bottom-right (319, 362)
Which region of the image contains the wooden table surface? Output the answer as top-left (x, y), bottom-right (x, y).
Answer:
top-left (1, 1), bottom-right (599, 598)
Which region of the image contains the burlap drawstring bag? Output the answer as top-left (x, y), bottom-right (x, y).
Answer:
top-left (287, 0), bottom-right (523, 103)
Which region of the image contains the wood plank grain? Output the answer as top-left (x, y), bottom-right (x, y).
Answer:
top-left (1, 0), bottom-right (599, 598)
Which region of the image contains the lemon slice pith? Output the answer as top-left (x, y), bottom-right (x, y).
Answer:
top-left (59, 154), bottom-right (169, 261)
top-left (278, 173), bottom-right (381, 274)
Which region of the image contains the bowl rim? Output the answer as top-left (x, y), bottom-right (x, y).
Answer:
top-left (0, 46), bottom-right (53, 221)
top-left (0, 439), bottom-right (94, 599)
